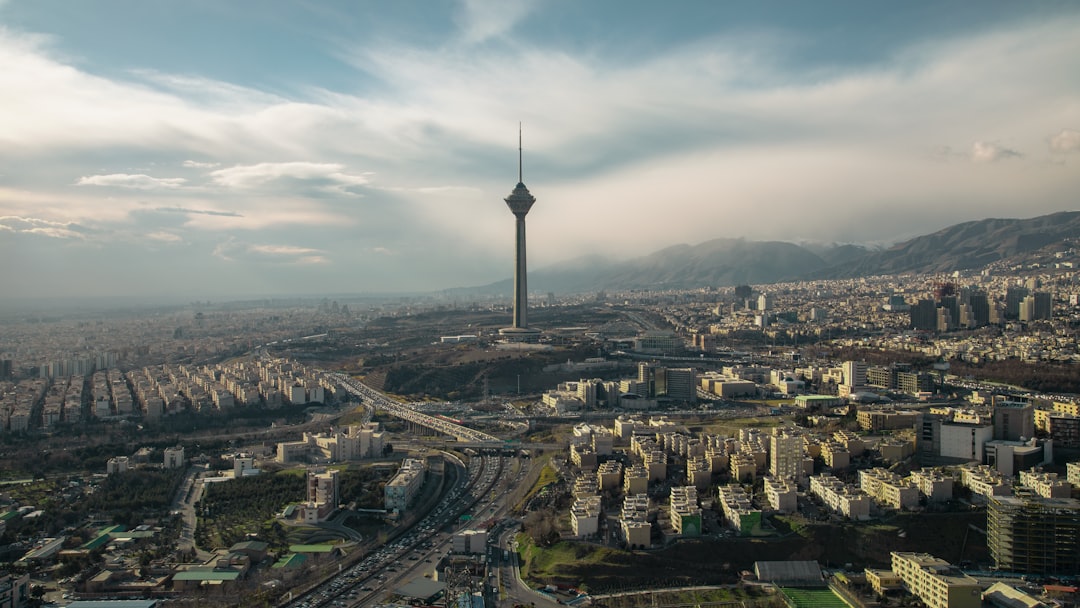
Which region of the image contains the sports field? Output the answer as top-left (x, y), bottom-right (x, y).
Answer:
top-left (779, 587), bottom-right (850, 608)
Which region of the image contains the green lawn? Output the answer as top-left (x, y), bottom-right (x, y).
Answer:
top-left (780, 587), bottom-right (849, 608)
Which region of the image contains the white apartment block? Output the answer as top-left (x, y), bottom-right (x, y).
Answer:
top-left (621, 493), bottom-right (651, 548)
top-left (958, 464), bottom-right (1012, 498)
top-left (106, 456), bottom-right (129, 475)
top-left (571, 495), bottom-right (602, 538)
top-left (384, 458), bottom-right (426, 513)
top-left (669, 486), bottom-right (701, 536)
top-left (573, 474), bottom-right (599, 497)
top-left (717, 484), bottom-right (761, 533)
top-left (810, 474), bottom-right (870, 520)
top-left (1017, 468), bottom-right (1072, 498)
top-left (859, 468), bottom-right (920, 510)
top-left (909, 469), bottom-right (955, 502)
top-left (763, 476), bottom-right (798, 514)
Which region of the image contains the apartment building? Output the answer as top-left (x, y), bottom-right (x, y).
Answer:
top-left (717, 484), bottom-right (761, 535)
top-left (598, 461), bottom-right (623, 492)
top-left (669, 486), bottom-right (702, 537)
top-left (810, 474), bottom-right (870, 520)
top-left (909, 468), bottom-right (955, 502)
top-left (1017, 469), bottom-right (1072, 498)
top-left (859, 468), bottom-right (920, 510)
top-left (890, 552), bottom-right (981, 608)
top-left (571, 495), bottom-right (602, 538)
top-left (623, 465), bottom-right (649, 495)
top-left (763, 476), bottom-right (798, 514)
top-left (384, 458), bottom-right (426, 513)
top-left (621, 494), bottom-right (651, 549)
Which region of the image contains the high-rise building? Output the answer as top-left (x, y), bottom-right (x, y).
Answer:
top-left (769, 429), bottom-right (806, 481)
top-left (993, 399), bottom-right (1035, 441)
top-left (910, 299), bottom-right (937, 331)
top-left (1005, 286), bottom-right (1030, 319)
top-left (987, 495), bottom-right (1080, 574)
top-left (499, 129), bottom-right (541, 339)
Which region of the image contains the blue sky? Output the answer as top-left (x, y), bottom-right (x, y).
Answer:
top-left (1, 1), bottom-right (1078, 300)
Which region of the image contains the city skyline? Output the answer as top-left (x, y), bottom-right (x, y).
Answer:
top-left (1, 1), bottom-right (1079, 300)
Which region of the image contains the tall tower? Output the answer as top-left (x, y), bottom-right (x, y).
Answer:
top-left (500, 127), bottom-right (541, 338)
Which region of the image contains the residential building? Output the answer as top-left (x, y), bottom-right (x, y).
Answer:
top-left (890, 552), bottom-right (981, 608)
top-left (571, 495), bottom-right (602, 538)
top-left (763, 476), bottom-right (798, 514)
top-left (669, 486), bottom-right (702, 537)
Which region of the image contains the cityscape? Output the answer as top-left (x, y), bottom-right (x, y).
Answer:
top-left (2, 4), bottom-right (1080, 608)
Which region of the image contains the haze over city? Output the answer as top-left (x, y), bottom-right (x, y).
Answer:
top-left (1, 1), bottom-right (1079, 300)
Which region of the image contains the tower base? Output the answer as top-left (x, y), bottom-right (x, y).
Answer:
top-left (498, 326), bottom-right (541, 342)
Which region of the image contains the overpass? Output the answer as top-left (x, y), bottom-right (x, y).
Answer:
top-left (330, 373), bottom-right (502, 444)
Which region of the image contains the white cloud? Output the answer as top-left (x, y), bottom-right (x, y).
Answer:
top-left (146, 231), bottom-right (183, 243)
top-left (76, 173), bottom-right (187, 190)
top-left (209, 162), bottom-right (370, 195)
top-left (457, 0), bottom-right (538, 44)
top-left (0, 215), bottom-right (88, 239)
top-left (212, 239), bottom-right (329, 264)
top-left (971, 141), bottom-right (1022, 163)
top-left (1049, 129), bottom-right (1080, 153)
top-left (182, 160), bottom-right (220, 169)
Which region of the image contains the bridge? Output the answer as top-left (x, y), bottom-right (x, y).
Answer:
top-left (330, 373), bottom-right (502, 444)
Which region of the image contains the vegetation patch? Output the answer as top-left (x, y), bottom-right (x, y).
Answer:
top-left (195, 473), bottom-right (305, 550)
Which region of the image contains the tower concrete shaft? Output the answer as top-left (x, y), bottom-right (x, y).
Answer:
top-left (503, 182), bottom-right (536, 332)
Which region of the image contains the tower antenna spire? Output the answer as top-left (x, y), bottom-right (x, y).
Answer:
top-left (518, 122), bottom-right (523, 184)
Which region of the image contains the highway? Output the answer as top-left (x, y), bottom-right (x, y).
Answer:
top-left (331, 373), bottom-right (503, 444)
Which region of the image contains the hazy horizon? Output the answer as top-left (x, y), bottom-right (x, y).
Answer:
top-left (2, 1), bottom-right (1079, 300)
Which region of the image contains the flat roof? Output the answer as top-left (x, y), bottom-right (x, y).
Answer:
top-left (67, 601), bottom-right (157, 608)
top-left (289, 544), bottom-right (336, 553)
top-left (395, 578), bottom-right (445, 600)
top-left (173, 570), bottom-right (241, 582)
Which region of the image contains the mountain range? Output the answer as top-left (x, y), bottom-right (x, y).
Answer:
top-left (451, 211), bottom-right (1080, 296)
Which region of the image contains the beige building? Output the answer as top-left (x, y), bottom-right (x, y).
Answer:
top-left (624, 464), bottom-right (649, 494)
top-left (1017, 468), bottom-right (1072, 498)
top-left (571, 495), bottom-right (602, 538)
top-left (597, 461), bottom-right (623, 492)
top-left (621, 494), bottom-right (651, 548)
top-left (810, 473), bottom-right (870, 519)
top-left (763, 476), bottom-right (798, 514)
top-left (890, 552), bottom-right (981, 608)
top-left (910, 468), bottom-right (955, 502)
top-left (860, 468), bottom-right (919, 510)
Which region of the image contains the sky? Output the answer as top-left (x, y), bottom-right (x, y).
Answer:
top-left (1, 1), bottom-right (1078, 300)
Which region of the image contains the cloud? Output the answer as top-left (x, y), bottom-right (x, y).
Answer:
top-left (1049, 129), bottom-right (1080, 153)
top-left (209, 162), bottom-right (370, 195)
top-left (152, 205), bottom-right (243, 218)
top-left (76, 173), bottom-right (186, 190)
top-left (182, 160), bottom-right (220, 169)
top-left (0, 215), bottom-right (90, 239)
top-left (971, 141), bottom-right (1022, 163)
top-left (146, 231), bottom-right (183, 243)
top-left (457, 0), bottom-right (538, 44)
top-left (212, 239), bottom-right (329, 265)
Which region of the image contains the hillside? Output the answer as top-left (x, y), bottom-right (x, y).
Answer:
top-left (451, 211), bottom-right (1080, 295)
